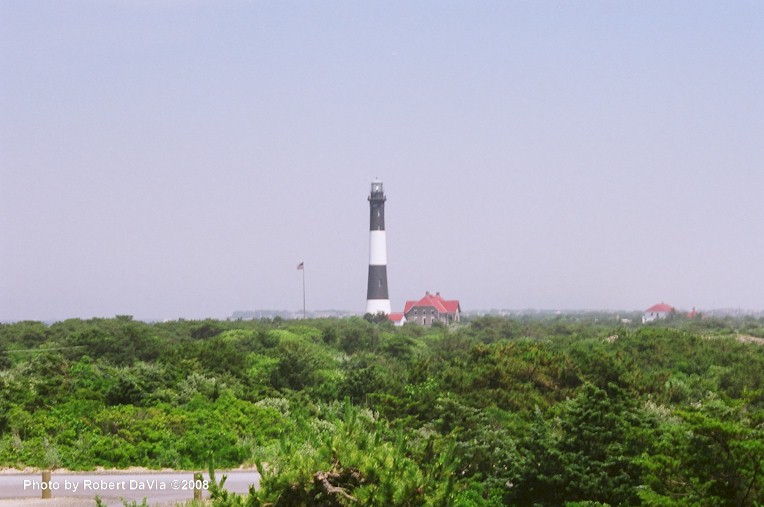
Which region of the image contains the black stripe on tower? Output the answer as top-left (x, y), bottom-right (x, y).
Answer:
top-left (367, 265), bottom-right (389, 300)
top-left (369, 191), bottom-right (386, 230)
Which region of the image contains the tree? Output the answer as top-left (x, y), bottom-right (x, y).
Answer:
top-left (640, 397), bottom-right (763, 506)
top-left (0, 343), bottom-right (11, 370)
top-left (270, 337), bottom-right (331, 391)
top-left (513, 384), bottom-right (649, 505)
top-left (252, 401), bottom-right (459, 506)
top-left (556, 384), bottom-right (647, 505)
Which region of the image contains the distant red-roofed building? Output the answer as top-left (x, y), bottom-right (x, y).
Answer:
top-left (387, 312), bottom-right (406, 326)
top-left (403, 291), bottom-right (461, 326)
top-left (642, 302), bottom-right (675, 323)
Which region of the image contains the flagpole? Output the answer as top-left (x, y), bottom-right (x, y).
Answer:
top-left (297, 261), bottom-right (306, 319)
top-left (302, 265), bottom-right (306, 320)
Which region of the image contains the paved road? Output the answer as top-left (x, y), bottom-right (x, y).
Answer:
top-left (0, 470), bottom-right (260, 506)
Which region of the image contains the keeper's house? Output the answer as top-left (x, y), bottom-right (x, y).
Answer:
top-left (403, 292), bottom-right (461, 326)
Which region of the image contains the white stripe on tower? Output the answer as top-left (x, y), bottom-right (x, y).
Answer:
top-left (366, 180), bottom-right (391, 315)
top-left (368, 231), bottom-right (387, 265)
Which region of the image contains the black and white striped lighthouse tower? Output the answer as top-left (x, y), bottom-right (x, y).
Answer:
top-left (366, 180), bottom-right (391, 314)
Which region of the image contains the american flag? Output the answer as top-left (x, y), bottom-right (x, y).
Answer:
top-left (296, 262), bottom-right (304, 270)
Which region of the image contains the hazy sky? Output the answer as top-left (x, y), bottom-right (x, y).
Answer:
top-left (2, 1), bottom-right (763, 321)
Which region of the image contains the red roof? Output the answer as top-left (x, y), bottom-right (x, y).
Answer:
top-left (404, 292), bottom-right (461, 315)
top-left (645, 302), bottom-right (674, 313)
top-left (388, 312), bottom-right (405, 322)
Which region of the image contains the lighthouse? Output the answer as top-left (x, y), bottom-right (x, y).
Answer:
top-left (366, 180), bottom-right (391, 314)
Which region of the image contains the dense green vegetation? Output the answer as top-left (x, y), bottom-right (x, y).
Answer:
top-left (1, 314), bottom-right (762, 505)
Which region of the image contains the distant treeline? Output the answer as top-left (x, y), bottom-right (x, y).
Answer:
top-left (0, 315), bottom-right (762, 506)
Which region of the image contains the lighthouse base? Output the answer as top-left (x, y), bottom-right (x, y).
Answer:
top-left (365, 299), bottom-right (391, 315)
